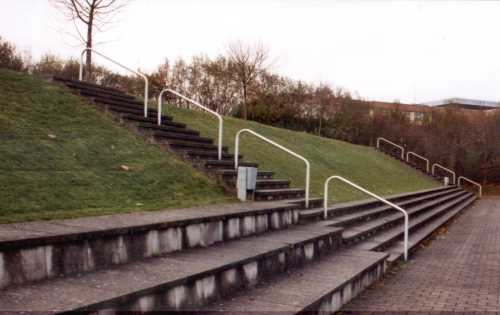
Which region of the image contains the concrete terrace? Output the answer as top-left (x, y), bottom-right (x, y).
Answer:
top-left (341, 197), bottom-right (500, 313)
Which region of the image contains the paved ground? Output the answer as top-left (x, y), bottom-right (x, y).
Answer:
top-left (341, 197), bottom-right (500, 314)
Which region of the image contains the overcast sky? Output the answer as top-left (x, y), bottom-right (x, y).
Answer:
top-left (1, 0), bottom-right (500, 103)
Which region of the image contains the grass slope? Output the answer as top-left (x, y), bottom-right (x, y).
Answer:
top-left (166, 106), bottom-right (439, 203)
top-left (0, 70), bottom-right (231, 223)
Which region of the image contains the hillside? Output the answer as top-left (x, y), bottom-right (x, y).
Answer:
top-left (166, 106), bottom-right (439, 203)
top-left (0, 70), bottom-right (231, 223)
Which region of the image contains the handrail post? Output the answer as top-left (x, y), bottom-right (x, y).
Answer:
top-left (158, 89), bottom-right (223, 160)
top-left (377, 137), bottom-right (404, 160)
top-left (432, 163), bottom-right (456, 185)
top-left (235, 129), bottom-right (310, 208)
top-left (458, 176), bottom-right (482, 198)
top-left (79, 48), bottom-right (149, 118)
top-left (406, 151), bottom-right (430, 173)
top-left (324, 175), bottom-right (409, 261)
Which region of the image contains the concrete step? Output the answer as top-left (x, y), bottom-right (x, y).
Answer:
top-left (340, 190), bottom-right (468, 244)
top-left (385, 194), bottom-right (477, 262)
top-left (0, 203), bottom-right (304, 290)
top-left (256, 179), bottom-right (291, 190)
top-left (105, 105), bottom-right (172, 122)
top-left (181, 149), bottom-right (242, 161)
top-left (166, 139), bottom-right (229, 152)
top-left (320, 187), bottom-right (462, 228)
top-left (351, 192), bottom-right (474, 254)
top-left (299, 186), bottom-right (456, 221)
top-left (75, 86), bottom-right (138, 104)
top-left (122, 114), bottom-right (186, 129)
top-left (254, 188), bottom-right (306, 201)
top-left (203, 160), bottom-right (258, 170)
top-left (52, 76), bottom-right (128, 95)
top-left (79, 89), bottom-right (143, 105)
top-left (202, 249), bottom-right (388, 313)
top-left (151, 131), bottom-right (213, 144)
top-left (0, 225), bottom-right (344, 312)
top-left (214, 169), bottom-right (274, 180)
top-left (138, 123), bottom-right (200, 136)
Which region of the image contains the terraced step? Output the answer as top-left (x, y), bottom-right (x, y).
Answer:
top-left (203, 160), bottom-right (258, 170)
top-left (53, 76), bottom-right (127, 95)
top-left (122, 114), bottom-right (186, 128)
top-left (215, 169), bottom-right (274, 180)
top-left (0, 225), bottom-right (343, 312)
top-left (351, 192), bottom-right (473, 253)
top-left (299, 186), bottom-right (456, 221)
top-left (151, 131), bottom-right (213, 144)
top-left (166, 139), bottom-right (229, 152)
top-left (256, 179), bottom-right (291, 189)
top-left (105, 105), bottom-right (172, 122)
top-left (384, 194), bottom-right (476, 262)
top-left (340, 190), bottom-right (467, 243)
top-left (254, 188), bottom-right (305, 201)
top-left (138, 123), bottom-right (200, 136)
top-left (320, 187), bottom-right (462, 228)
top-left (180, 149), bottom-right (242, 161)
top-left (202, 249), bottom-right (387, 313)
top-left (78, 88), bottom-right (143, 105)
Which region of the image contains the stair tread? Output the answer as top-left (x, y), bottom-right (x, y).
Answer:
top-left (299, 186), bottom-right (457, 219)
top-left (341, 190), bottom-right (467, 240)
top-left (138, 123), bottom-right (199, 135)
top-left (323, 188), bottom-right (462, 227)
top-left (53, 76), bottom-right (127, 95)
top-left (203, 249), bottom-right (387, 312)
top-left (255, 188), bottom-right (305, 194)
top-left (385, 195), bottom-right (476, 262)
top-left (351, 193), bottom-right (473, 252)
top-left (123, 114), bottom-right (186, 128)
top-left (0, 224), bottom-right (342, 312)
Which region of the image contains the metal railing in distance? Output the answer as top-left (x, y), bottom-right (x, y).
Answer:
top-left (458, 176), bottom-right (482, 198)
top-left (324, 175), bottom-right (409, 261)
top-left (432, 163), bottom-right (456, 185)
top-left (406, 151), bottom-right (430, 173)
top-left (234, 129), bottom-right (310, 208)
top-left (377, 137), bottom-right (404, 160)
top-left (158, 89), bottom-right (223, 161)
top-left (79, 48), bottom-right (149, 118)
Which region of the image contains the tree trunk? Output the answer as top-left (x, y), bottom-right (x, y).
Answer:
top-left (242, 83), bottom-right (248, 120)
top-left (85, 13), bottom-right (94, 80)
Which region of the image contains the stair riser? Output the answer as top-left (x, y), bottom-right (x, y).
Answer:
top-left (325, 187), bottom-right (456, 219)
top-left (343, 192), bottom-right (468, 244)
top-left (183, 152), bottom-right (240, 161)
top-left (106, 105), bottom-right (171, 121)
top-left (138, 124), bottom-right (200, 136)
top-left (53, 77), bottom-right (127, 95)
top-left (123, 115), bottom-right (186, 129)
top-left (254, 191), bottom-right (305, 201)
top-left (216, 173), bottom-right (274, 181)
top-left (68, 231), bottom-right (343, 313)
top-left (0, 208), bottom-right (302, 290)
top-left (329, 190), bottom-right (461, 228)
top-left (372, 195), bottom-right (473, 252)
top-left (79, 90), bottom-right (142, 105)
top-left (305, 259), bottom-right (387, 314)
top-left (67, 85), bottom-right (136, 101)
top-left (256, 183), bottom-right (290, 189)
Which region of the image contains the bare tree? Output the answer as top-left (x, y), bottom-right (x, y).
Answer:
top-left (227, 41), bottom-right (269, 120)
top-left (51, 0), bottom-right (129, 77)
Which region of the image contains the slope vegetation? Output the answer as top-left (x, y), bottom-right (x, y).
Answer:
top-left (0, 70), bottom-right (230, 223)
top-left (167, 106), bottom-right (439, 203)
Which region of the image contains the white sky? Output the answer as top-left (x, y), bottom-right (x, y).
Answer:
top-left (1, 0), bottom-right (500, 103)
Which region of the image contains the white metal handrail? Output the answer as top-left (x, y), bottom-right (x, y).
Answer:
top-left (324, 175), bottom-right (409, 261)
top-left (406, 151), bottom-right (430, 173)
top-left (377, 137), bottom-right (404, 160)
top-left (79, 48), bottom-right (149, 117)
top-left (235, 129), bottom-right (311, 208)
top-left (458, 176), bottom-right (482, 198)
top-left (158, 89), bottom-right (223, 161)
top-left (432, 163), bottom-right (456, 185)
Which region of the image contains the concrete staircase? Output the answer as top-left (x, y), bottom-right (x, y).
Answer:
top-left (0, 185), bottom-right (476, 313)
top-left (52, 76), bottom-right (307, 203)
